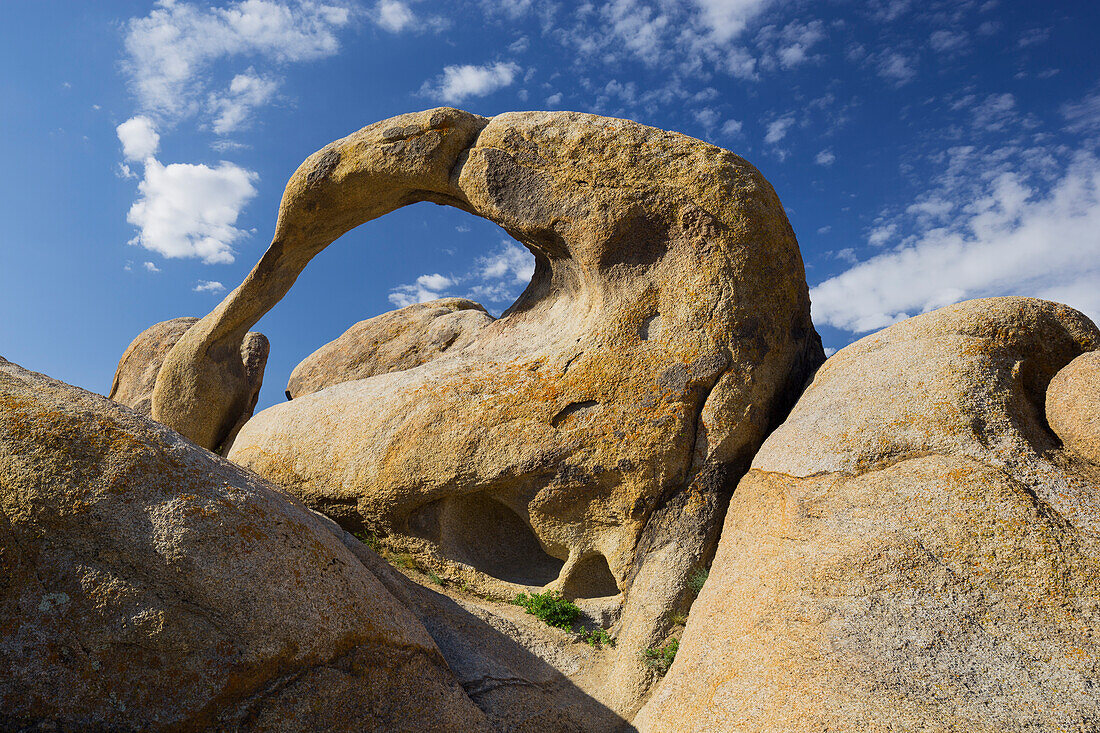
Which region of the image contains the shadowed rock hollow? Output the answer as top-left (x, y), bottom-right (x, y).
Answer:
top-left (637, 298), bottom-right (1100, 732)
top-left (144, 107), bottom-right (824, 715)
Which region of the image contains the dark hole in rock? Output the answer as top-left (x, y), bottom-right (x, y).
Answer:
top-left (409, 493), bottom-right (564, 586)
top-left (561, 553), bottom-right (620, 599)
top-left (551, 400), bottom-right (599, 428)
top-left (639, 314), bottom-right (661, 341)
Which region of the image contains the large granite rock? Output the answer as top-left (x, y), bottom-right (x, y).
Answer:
top-left (147, 107), bottom-right (822, 715)
top-left (110, 316), bottom-right (268, 454)
top-left (287, 298), bottom-right (493, 399)
top-left (1047, 349), bottom-right (1100, 465)
top-left (636, 298), bottom-right (1100, 731)
top-left (0, 357), bottom-right (489, 732)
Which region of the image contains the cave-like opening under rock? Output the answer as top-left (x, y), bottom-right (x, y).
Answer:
top-left (410, 492), bottom-right (565, 586)
top-left (562, 553), bottom-right (620, 599)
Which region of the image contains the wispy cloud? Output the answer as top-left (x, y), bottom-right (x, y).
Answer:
top-left (208, 69), bottom-right (280, 134)
top-left (764, 114), bottom-right (795, 143)
top-left (194, 280), bottom-right (227, 293)
top-left (388, 242), bottom-right (535, 309)
top-left (811, 151), bottom-right (1100, 333)
top-left (388, 273), bottom-right (458, 308)
top-left (421, 61), bottom-right (522, 103)
top-left (877, 52), bottom-right (916, 85)
top-left (123, 0), bottom-right (350, 123)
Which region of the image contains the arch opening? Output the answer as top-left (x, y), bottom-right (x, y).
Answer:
top-left (562, 553), bottom-right (620, 599)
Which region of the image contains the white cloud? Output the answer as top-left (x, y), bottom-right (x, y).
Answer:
top-left (123, 0), bottom-right (350, 120)
top-left (117, 116), bottom-right (160, 161)
top-left (143, 261), bottom-right (161, 272)
top-left (1017, 27), bottom-right (1050, 48)
top-left (127, 157), bottom-right (258, 264)
top-left (811, 152), bottom-right (1100, 333)
top-left (545, 92), bottom-right (563, 106)
top-left (694, 107), bottom-right (721, 132)
top-left (823, 346), bottom-right (836, 357)
top-left (867, 222), bottom-right (897, 247)
top-left (929, 29), bottom-right (968, 54)
top-left (388, 273), bottom-right (457, 307)
top-left (906, 197), bottom-right (954, 221)
top-left (725, 47), bottom-right (759, 79)
top-left (1062, 89), bottom-right (1100, 134)
top-left (603, 0), bottom-right (670, 63)
top-left (208, 69), bottom-right (280, 134)
top-left (770, 20), bottom-right (825, 69)
top-left (764, 114), bottom-right (795, 144)
top-left (815, 149), bottom-right (835, 166)
top-left (971, 93), bottom-right (1017, 133)
top-left (877, 52), bottom-right (916, 85)
top-left (479, 242), bottom-right (535, 283)
top-left (694, 0), bottom-right (774, 42)
top-left (375, 0), bottom-right (415, 32)
top-left (422, 61), bottom-right (521, 103)
top-left (193, 280), bottom-right (226, 293)
top-left (720, 119), bottom-right (744, 137)
top-left (387, 242), bottom-right (535, 309)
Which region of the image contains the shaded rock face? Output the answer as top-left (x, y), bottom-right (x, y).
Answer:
top-left (0, 357), bottom-right (489, 732)
top-left (149, 107), bottom-right (824, 714)
top-left (287, 298), bottom-right (493, 399)
top-left (636, 298), bottom-right (1100, 732)
top-left (110, 317), bottom-right (268, 454)
top-left (1047, 350), bottom-right (1100, 465)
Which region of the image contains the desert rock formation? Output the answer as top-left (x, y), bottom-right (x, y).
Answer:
top-left (144, 107), bottom-right (824, 714)
top-left (1047, 349), bottom-right (1100, 465)
top-left (124, 108), bottom-right (826, 714)
top-left (0, 357), bottom-right (489, 732)
top-left (287, 297), bottom-right (493, 399)
top-left (636, 298), bottom-right (1100, 731)
top-left (111, 316), bottom-right (269, 454)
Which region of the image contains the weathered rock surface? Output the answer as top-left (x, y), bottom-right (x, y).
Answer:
top-left (111, 317), bottom-right (268, 454)
top-left (1047, 349), bottom-right (1100, 465)
top-left (148, 107), bottom-right (823, 715)
top-left (637, 297), bottom-right (1100, 732)
top-left (287, 298), bottom-right (493, 399)
top-left (0, 357), bottom-right (489, 732)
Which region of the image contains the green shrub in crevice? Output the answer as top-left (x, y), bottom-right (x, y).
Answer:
top-left (512, 591), bottom-right (581, 629)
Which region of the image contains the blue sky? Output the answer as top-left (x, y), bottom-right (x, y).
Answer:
top-left (2, 0), bottom-right (1098, 412)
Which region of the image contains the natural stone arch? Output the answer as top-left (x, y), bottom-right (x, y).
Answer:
top-left (153, 107), bottom-right (825, 716)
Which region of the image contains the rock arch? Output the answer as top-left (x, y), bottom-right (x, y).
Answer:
top-left (151, 107), bottom-right (825, 715)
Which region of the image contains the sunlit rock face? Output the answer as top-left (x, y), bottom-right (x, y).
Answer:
top-left (637, 298), bottom-right (1100, 732)
top-left (0, 357), bottom-right (489, 732)
top-left (286, 298), bottom-right (493, 399)
top-left (110, 316), bottom-right (268, 455)
top-left (148, 107), bottom-right (823, 714)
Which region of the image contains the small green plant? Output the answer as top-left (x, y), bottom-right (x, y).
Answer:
top-left (669, 613), bottom-right (688, 627)
top-left (580, 627), bottom-right (616, 649)
top-left (643, 639), bottom-right (680, 675)
top-left (352, 529), bottom-right (381, 552)
top-left (688, 567), bottom-right (709, 595)
top-left (389, 552), bottom-right (417, 570)
top-left (512, 591), bottom-right (581, 629)
top-left (427, 570), bottom-right (444, 586)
